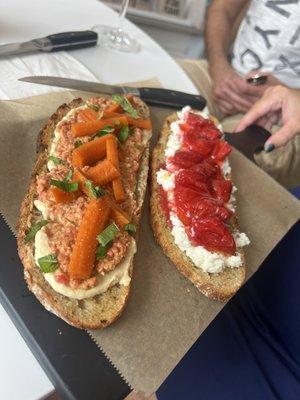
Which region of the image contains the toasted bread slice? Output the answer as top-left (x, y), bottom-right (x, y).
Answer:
top-left (18, 97), bottom-right (151, 329)
top-left (150, 113), bottom-right (246, 302)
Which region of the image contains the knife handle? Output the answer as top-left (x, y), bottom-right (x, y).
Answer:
top-left (138, 87), bottom-right (206, 110)
top-left (45, 30), bottom-right (98, 51)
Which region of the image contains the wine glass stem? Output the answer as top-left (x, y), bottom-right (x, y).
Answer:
top-left (117, 0), bottom-right (130, 30)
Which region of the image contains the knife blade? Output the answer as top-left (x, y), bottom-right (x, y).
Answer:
top-left (19, 76), bottom-right (207, 110)
top-left (0, 31), bottom-right (98, 58)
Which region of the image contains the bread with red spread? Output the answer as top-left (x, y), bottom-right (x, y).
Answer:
top-left (150, 108), bottom-right (249, 301)
top-left (18, 95), bottom-right (152, 329)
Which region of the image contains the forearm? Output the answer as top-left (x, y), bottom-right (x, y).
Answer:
top-left (205, 0), bottom-right (248, 76)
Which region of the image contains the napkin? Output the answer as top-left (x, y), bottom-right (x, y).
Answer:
top-left (0, 51), bottom-right (97, 99)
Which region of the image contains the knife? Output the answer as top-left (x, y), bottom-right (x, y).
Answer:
top-left (18, 76), bottom-right (207, 110)
top-left (0, 31), bottom-right (98, 57)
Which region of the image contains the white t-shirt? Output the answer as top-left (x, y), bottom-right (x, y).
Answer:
top-left (231, 0), bottom-right (300, 88)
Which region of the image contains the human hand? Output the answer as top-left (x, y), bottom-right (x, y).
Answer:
top-left (211, 65), bottom-right (281, 115)
top-left (235, 86), bottom-right (300, 150)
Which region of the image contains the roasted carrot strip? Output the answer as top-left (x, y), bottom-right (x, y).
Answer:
top-left (73, 169), bottom-right (90, 197)
top-left (111, 207), bottom-right (130, 228)
top-left (68, 197), bottom-right (111, 280)
top-left (84, 158), bottom-right (120, 186)
top-left (72, 116), bottom-right (128, 137)
top-left (106, 136), bottom-right (119, 168)
top-left (78, 108), bottom-right (99, 122)
top-left (103, 103), bottom-right (121, 118)
top-left (126, 116), bottom-right (152, 130)
top-left (49, 187), bottom-right (79, 204)
top-left (112, 179), bottom-right (126, 202)
top-left (106, 136), bottom-right (126, 202)
top-left (72, 133), bottom-right (115, 168)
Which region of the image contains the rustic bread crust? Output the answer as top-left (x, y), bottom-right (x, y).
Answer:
top-left (17, 97), bottom-right (151, 329)
top-left (150, 114), bottom-right (246, 302)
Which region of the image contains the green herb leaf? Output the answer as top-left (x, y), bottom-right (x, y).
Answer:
top-left (96, 244), bottom-right (107, 260)
top-left (38, 254), bottom-right (58, 273)
top-left (66, 170), bottom-right (73, 181)
top-left (112, 95), bottom-right (138, 119)
top-left (90, 126), bottom-right (115, 141)
top-left (85, 180), bottom-right (105, 199)
top-left (97, 223), bottom-right (119, 247)
top-left (48, 156), bottom-right (65, 165)
top-left (124, 223), bottom-right (136, 236)
top-left (89, 104), bottom-right (100, 112)
top-left (50, 179), bottom-right (79, 193)
top-left (74, 139), bottom-right (83, 148)
top-left (24, 220), bottom-right (48, 243)
top-left (50, 170), bottom-right (78, 192)
top-left (118, 125), bottom-right (129, 143)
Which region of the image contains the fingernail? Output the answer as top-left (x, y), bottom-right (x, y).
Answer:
top-left (264, 143), bottom-right (275, 153)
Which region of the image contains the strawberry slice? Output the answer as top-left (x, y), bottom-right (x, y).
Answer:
top-left (174, 186), bottom-right (232, 223)
top-left (211, 140), bottom-right (232, 162)
top-left (175, 169), bottom-right (211, 190)
top-left (212, 179), bottom-right (232, 203)
top-left (190, 159), bottom-right (221, 180)
top-left (188, 217), bottom-right (236, 255)
top-left (170, 150), bottom-right (204, 169)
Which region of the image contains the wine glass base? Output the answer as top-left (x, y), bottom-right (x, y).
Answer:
top-left (93, 25), bottom-right (140, 53)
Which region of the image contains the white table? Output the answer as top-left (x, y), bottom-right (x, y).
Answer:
top-left (0, 1), bottom-right (197, 399)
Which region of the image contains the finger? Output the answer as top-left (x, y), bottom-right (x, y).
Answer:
top-left (234, 97), bottom-right (278, 132)
top-left (217, 100), bottom-right (236, 115)
top-left (221, 86), bottom-right (254, 112)
top-left (266, 122), bottom-right (299, 148)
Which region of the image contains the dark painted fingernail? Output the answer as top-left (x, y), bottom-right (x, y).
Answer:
top-left (264, 143), bottom-right (275, 153)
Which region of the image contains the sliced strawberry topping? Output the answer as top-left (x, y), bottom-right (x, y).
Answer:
top-left (174, 185), bottom-right (232, 223)
top-left (190, 159), bottom-right (221, 180)
top-left (189, 217), bottom-right (236, 255)
top-left (170, 150), bottom-right (204, 169)
top-left (212, 179), bottom-right (232, 203)
top-left (211, 140), bottom-right (232, 162)
top-left (181, 112), bottom-right (222, 141)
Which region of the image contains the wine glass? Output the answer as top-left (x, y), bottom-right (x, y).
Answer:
top-left (93, 0), bottom-right (140, 53)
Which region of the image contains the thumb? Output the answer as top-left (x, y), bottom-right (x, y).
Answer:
top-left (265, 122), bottom-right (299, 149)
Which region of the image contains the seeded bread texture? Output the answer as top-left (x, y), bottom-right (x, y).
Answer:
top-left (17, 97), bottom-right (151, 329)
top-left (150, 113), bottom-right (245, 302)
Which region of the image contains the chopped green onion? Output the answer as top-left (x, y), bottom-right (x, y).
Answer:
top-left (112, 94), bottom-right (138, 119)
top-left (48, 156), bottom-right (64, 165)
top-left (24, 220), bottom-right (48, 243)
top-left (124, 223), bottom-right (136, 236)
top-left (96, 244), bottom-right (107, 260)
top-left (90, 126), bottom-right (115, 141)
top-left (38, 254), bottom-right (58, 273)
top-left (85, 180), bottom-right (105, 199)
top-left (97, 223), bottom-right (119, 247)
top-left (118, 125), bottom-right (129, 143)
top-left (50, 170), bottom-right (78, 192)
top-left (74, 140), bottom-right (83, 148)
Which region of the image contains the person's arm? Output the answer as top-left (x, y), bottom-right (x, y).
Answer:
top-left (205, 0), bottom-right (251, 114)
top-left (235, 86), bottom-right (300, 150)
top-left (205, 0), bottom-right (248, 79)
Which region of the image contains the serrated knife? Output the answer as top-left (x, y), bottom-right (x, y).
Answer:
top-left (18, 76), bottom-right (207, 110)
top-left (0, 31), bottom-right (98, 57)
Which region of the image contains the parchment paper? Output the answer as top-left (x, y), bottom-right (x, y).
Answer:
top-left (0, 87), bottom-right (299, 397)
